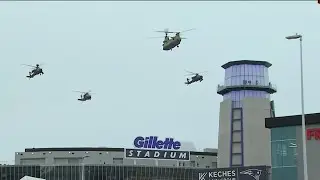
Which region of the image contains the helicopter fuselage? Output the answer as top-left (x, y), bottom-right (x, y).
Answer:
top-left (26, 68), bottom-right (44, 79)
top-left (78, 93), bottom-right (92, 101)
top-left (163, 37), bottom-right (181, 51)
top-left (185, 75), bottom-right (203, 85)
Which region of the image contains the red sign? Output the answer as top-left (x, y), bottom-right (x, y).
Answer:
top-left (307, 128), bottom-right (320, 140)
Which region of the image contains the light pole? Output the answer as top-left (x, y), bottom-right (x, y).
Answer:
top-left (81, 155), bottom-right (90, 180)
top-left (285, 33), bottom-right (308, 180)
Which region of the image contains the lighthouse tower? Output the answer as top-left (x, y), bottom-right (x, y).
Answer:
top-left (217, 60), bottom-right (277, 168)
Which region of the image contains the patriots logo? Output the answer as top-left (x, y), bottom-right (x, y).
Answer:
top-left (239, 169), bottom-right (262, 180)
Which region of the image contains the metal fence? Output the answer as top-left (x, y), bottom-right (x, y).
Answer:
top-left (0, 165), bottom-right (202, 180)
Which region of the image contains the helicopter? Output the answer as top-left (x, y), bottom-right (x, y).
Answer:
top-left (22, 64), bottom-right (44, 79)
top-left (150, 28), bottom-right (195, 51)
top-left (73, 90), bottom-right (93, 101)
top-left (185, 70), bottom-right (207, 85)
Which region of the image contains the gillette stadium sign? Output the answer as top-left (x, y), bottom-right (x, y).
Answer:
top-left (125, 136), bottom-right (190, 160)
top-left (195, 166), bottom-right (270, 180)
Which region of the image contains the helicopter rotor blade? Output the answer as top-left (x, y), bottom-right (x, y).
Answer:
top-left (73, 90), bottom-right (86, 94)
top-left (147, 36), bottom-right (165, 39)
top-left (154, 31), bottom-right (175, 34)
top-left (198, 71), bottom-right (208, 74)
top-left (185, 70), bottom-right (196, 74)
top-left (180, 28), bottom-right (196, 33)
top-left (21, 64), bottom-right (36, 68)
top-left (154, 29), bottom-right (175, 33)
top-left (87, 90), bottom-right (96, 94)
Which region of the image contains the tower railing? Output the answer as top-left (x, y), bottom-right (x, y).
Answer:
top-left (217, 82), bottom-right (277, 93)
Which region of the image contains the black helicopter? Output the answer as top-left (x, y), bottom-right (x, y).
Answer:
top-left (73, 90), bottom-right (93, 101)
top-left (22, 64), bottom-right (44, 79)
top-left (185, 70), bottom-right (207, 85)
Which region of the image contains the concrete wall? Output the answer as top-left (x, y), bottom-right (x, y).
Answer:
top-left (242, 98), bottom-right (271, 166)
top-left (15, 150), bottom-right (217, 168)
top-left (217, 99), bottom-right (232, 168)
top-left (218, 97), bottom-right (272, 167)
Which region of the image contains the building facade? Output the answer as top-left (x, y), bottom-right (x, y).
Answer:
top-left (15, 147), bottom-right (217, 169)
top-left (265, 112), bottom-right (320, 180)
top-left (217, 60), bottom-right (277, 168)
top-left (0, 164), bottom-right (197, 180)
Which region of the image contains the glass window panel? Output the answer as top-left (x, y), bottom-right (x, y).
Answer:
top-left (252, 75), bottom-right (257, 85)
top-left (249, 90), bottom-right (254, 97)
top-left (256, 76), bottom-right (262, 86)
top-left (271, 141), bottom-right (283, 167)
top-left (245, 64), bottom-right (250, 76)
top-left (236, 92), bottom-right (240, 102)
top-left (283, 140), bottom-right (297, 166)
top-left (250, 65), bottom-right (254, 76)
top-left (225, 77), bottom-right (229, 86)
top-left (260, 66), bottom-right (264, 76)
top-left (237, 75), bottom-right (242, 86)
top-left (245, 65), bottom-right (248, 76)
top-left (240, 90), bottom-right (245, 100)
top-left (231, 92), bottom-right (236, 99)
top-left (234, 65), bottom-right (239, 76)
top-left (271, 128), bottom-right (284, 141)
top-left (283, 127), bottom-right (296, 140)
top-left (247, 65), bottom-right (251, 76)
top-left (232, 154), bottom-right (242, 165)
top-left (234, 76), bottom-right (238, 86)
top-left (240, 65), bottom-right (244, 75)
top-left (231, 77), bottom-right (235, 86)
top-left (272, 167), bottom-right (297, 180)
top-left (243, 75), bottom-right (247, 84)
top-left (225, 68), bottom-right (229, 79)
top-left (249, 77), bottom-right (252, 85)
top-left (264, 66), bottom-right (268, 77)
top-left (233, 109), bottom-right (241, 119)
top-left (252, 65), bottom-right (256, 76)
top-left (233, 120), bottom-right (241, 131)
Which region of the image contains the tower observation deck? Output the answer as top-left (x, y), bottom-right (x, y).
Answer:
top-left (217, 60), bottom-right (277, 168)
top-left (217, 60), bottom-right (277, 107)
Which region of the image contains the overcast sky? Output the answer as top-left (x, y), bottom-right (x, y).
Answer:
top-left (0, 1), bottom-right (319, 163)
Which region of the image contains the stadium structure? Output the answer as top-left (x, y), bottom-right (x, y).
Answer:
top-left (14, 147), bottom-right (217, 168)
top-left (0, 137), bottom-right (218, 180)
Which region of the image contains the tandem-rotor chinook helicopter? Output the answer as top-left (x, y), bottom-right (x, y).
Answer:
top-left (73, 90), bottom-right (93, 101)
top-left (185, 70), bottom-right (207, 85)
top-left (22, 64), bottom-right (44, 79)
top-left (150, 28), bottom-right (195, 51)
